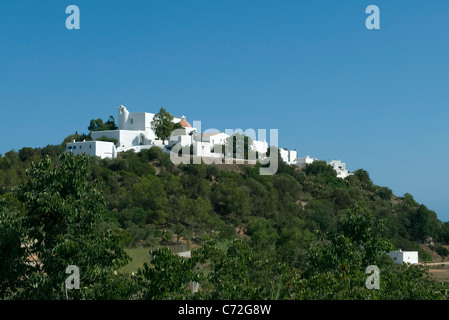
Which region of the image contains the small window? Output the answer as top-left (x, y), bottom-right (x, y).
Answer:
top-left (80, 146), bottom-right (82, 149)
top-left (67, 146), bottom-right (72, 150)
top-left (73, 146), bottom-right (76, 150)
top-left (89, 145), bottom-right (92, 149)
top-left (130, 118), bottom-right (134, 124)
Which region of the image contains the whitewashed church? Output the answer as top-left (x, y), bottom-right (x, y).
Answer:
top-left (67, 105), bottom-right (351, 176)
top-left (67, 105), bottom-right (196, 157)
top-left (67, 105), bottom-right (269, 160)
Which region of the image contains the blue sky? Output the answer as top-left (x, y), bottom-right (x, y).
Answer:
top-left (1, 1), bottom-right (449, 221)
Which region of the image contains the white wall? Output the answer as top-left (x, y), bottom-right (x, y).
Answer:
top-left (297, 156), bottom-right (318, 168)
top-left (280, 148), bottom-right (298, 164)
top-left (122, 112), bottom-right (154, 131)
top-left (402, 251), bottom-right (418, 264)
top-left (94, 141), bottom-right (116, 158)
top-left (387, 251), bottom-right (418, 264)
top-left (193, 141), bottom-right (213, 157)
top-left (201, 132), bottom-right (230, 146)
top-left (329, 160), bottom-right (346, 171)
top-left (66, 141), bottom-right (116, 159)
top-left (170, 134), bottom-right (193, 147)
top-left (252, 140), bottom-right (268, 155)
top-left (289, 150), bottom-right (297, 163)
top-left (280, 148), bottom-right (289, 163)
top-left (328, 160), bottom-right (350, 179)
top-left (67, 141), bottom-right (96, 157)
top-left (118, 105), bottom-right (156, 131)
top-left (118, 105), bottom-right (129, 130)
top-left (387, 251), bottom-right (402, 264)
top-left (91, 129), bottom-right (156, 148)
top-left (210, 132), bottom-right (229, 146)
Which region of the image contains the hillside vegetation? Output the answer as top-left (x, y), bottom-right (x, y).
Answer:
top-left (1, 142), bottom-right (449, 299)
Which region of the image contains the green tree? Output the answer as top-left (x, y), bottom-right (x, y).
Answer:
top-left (88, 116), bottom-right (118, 132)
top-left (96, 135), bottom-right (119, 146)
top-left (304, 160), bottom-right (337, 177)
top-left (0, 207), bottom-right (29, 299)
top-left (132, 174), bottom-right (169, 224)
top-left (61, 132), bottom-right (91, 147)
top-left (134, 246), bottom-right (210, 299)
top-left (375, 186), bottom-right (393, 201)
top-left (303, 207), bottom-right (394, 277)
top-left (224, 133), bottom-right (255, 160)
top-left (352, 169), bottom-right (375, 191)
top-left (5, 153), bottom-right (130, 299)
top-left (410, 205), bottom-right (440, 242)
top-left (203, 239), bottom-right (293, 300)
top-left (213, 179), bottom-right (250, 220)
top-left (293, 206), bottom-right (449, 299)
top-left (433, 244), bottom-right (449, 261)
top-left (151, 107), bottom-right (181, 142)
top-left (247, 217), bottom-right (279, 254)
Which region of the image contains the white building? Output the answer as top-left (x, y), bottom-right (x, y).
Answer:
top-left (327, 159), bottom-right (351, 179)
top-left (193, 141), bottom-right (214, 158)
top-left (66, 140), bottom-right (116, 159)
top-left (297, 155), bottom-right (318, 169)
top-left (251, 140), bottom-right (268, 156)
top-left (195, 132), bottom-right (269, 160)
top-left (89, 105), bottom-right (195, 153)
top-left (200, 132), bottom-right (230, 147)
top-left (169, 133), bottom-right (193, 148)
top-left (279, 148), bottom-right (297, 165)
top-left (288, 150), bottom-right (297, 164)
top-left (387, 250), bottom-right (418, 265)
top-left (69, 104), bottom-right (357, 170)
top-left (295, 157), bottom-right (351, 179)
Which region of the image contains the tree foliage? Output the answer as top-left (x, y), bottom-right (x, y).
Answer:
top-left (1, 140), bottom-right (449, 300)
top-left (151, 107), bottom-right (182, 142)
top-left (224, 133), bottom-right (255, 160)
top-left (88, 116), bottom-right (118, 132)
top-left (1, 153), bottom-right (129, 299)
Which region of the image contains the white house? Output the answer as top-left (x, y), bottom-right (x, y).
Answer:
top-left (327, 159), bottom-right (351, 179)
top-left (169, 119), bottom-right (196, 148)
top-left (288, 150), bottom-right (297, 164)
top-left (66, 140), bottom-right (116, 159)
top-left (386, 250), bottom-right (418, 265)
top-left (90, 105), bottom-right (195, 152)
top-left (200, 131), bottom-right (230, 147)
top-left (193, 141), bottom-right (216, 158)
top-left (297, 155), bottom-right (318, 169)
top-left (251, 140), bottom-right (268, 156)
top-left (279, 148), bottom-right (297, 165)
top-left (169, 133), bottom-right (193, 148)
top-left (176, 250), bottom-right (199, 294)
top-left (195, 132), bottom-right (268, 161)
top-left (69, 104), bottom-right (357, 170)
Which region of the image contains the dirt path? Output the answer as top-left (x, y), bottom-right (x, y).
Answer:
top-left (418, 262), bottom-right (449, 266)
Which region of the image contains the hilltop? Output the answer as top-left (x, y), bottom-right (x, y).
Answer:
top-left (2, 140), bottom-right (449, 299)
top-left (2, 142), bottom-right (448, 258)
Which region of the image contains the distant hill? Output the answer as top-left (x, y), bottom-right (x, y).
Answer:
top-left (3, 141), bottom-right (449, 300)
top-left (1, 142), bottom-right (448, 262)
